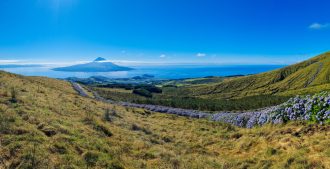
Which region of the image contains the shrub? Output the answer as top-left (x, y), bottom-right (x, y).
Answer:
top-left (10, 87), bottom-right (18, 103)
top-left (98, 83), bottom-right (134, 90)
top-left (131, 124), bottom-right (152, 135)
top-left (84, 151), bottom-right (99, 168)
top-left (131, 124), bottom-right (142, 131)
top-left (103, 108), bottom-right (121, 122)
top-left (135, 95), bottom-right (289, 111)
top-left (94, 123), bottom-right (113, 137)
top-left (84, 111), bottom-right (94, 123)
top-left (133, 88), bottom-right (152, 98)
top-left (109, 161), bottom-right (125, 169)
top-left (51, 143), bottom-right (68, 154)
top-left (162, 137), bottom-right (172, 143)
top-left (135, 85), bottom-right (162, 93)
top-left (266, 148), bottom-right (277, 156)
top-left (21, 142), bottom-right (50, 169)
top-left (272, 92), bottom-right (330, 124)
top-left (0, 109), bottom-right (16, 134)
top-left (163, 84), bottom-right (178, 88)
top-left (103, 109), bottom-right (113, 122)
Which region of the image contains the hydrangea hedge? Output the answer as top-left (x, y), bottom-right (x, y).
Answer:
top-left (273, 91), bottom-right (330, 125)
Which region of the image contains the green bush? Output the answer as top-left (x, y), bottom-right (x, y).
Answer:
top-left (133, 88), bottom-right (152, 98)
top-left (135, 85), bottom-right (162, 93)
top-left (10, 87), bottom-right (18, 103)
top-left (93, 122), bottom-right (113, 137)
top-left (84, 151), bottom-right (99, 168)
top-left (136, 95), bottom-right (289, 111)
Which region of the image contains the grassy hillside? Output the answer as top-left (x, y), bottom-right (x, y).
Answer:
top-left (91, 52), bottom-right (330, 111)
top-left (0, 71), bottom-right (330, 168)
top-left (93, 86), bottom-right (289, 111)
top-left (180, 52), bottom-right (330, 99)
top-left (93, 84), bottom-right (290, 111)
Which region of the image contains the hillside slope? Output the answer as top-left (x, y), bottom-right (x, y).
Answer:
top-left (0, 71), bottom-right (329, 168)
top-left (183, 52), bottom-right (330, 99)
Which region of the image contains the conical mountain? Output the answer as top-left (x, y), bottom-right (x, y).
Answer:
top-left (53, 58), bottom-right (133, 72)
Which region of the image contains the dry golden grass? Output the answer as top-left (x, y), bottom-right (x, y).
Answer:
top-left (0, 71), bottom-right (329, 169)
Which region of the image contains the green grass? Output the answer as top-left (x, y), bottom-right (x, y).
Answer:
top-left (93, 86), bottom-right (289, 111)
top-left (177, 52), bottom-right (330, 99)
top-left (0, 71), bottom-right (330, 168)
top-left (160, 76), bottom-right (226, 87)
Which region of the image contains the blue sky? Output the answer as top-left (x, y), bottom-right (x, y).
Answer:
top-left (1, 0), bottom-right (330, 65)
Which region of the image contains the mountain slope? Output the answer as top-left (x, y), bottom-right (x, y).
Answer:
top-left (53, 58), bottom-right (133, 72)
top-left (184, 52), bottom-right (330, 99)
top-left (0, 71), bottom-right (329, 168)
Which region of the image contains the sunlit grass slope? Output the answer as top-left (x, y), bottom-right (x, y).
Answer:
top-left (0, 71), bottom-right (329, 168)
top-left (181, 52), bottom-right (330, 99)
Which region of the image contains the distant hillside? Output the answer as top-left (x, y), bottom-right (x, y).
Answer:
top-left (182, 52), bottom-right (330, 99)
top-left (53, 57), bottom-right (133, 72)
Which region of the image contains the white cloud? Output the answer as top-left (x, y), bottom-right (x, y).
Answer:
top-left (160, 54), bottom-right (166, 58)
top-left (196, 53), bottom-right (206, 57)
top-left (0, 60), bottom-right (20, 64)
top-left (309, 23), bottom-right (330, 30)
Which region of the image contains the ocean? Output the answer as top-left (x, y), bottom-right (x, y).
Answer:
top-left (0, 64), bottom-right (286, 79)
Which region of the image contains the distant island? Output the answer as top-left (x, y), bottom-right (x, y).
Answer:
top-left (52, 57), bottom-right (133, 72)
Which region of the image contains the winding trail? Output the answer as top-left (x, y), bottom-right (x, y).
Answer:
top-left (71, 82), bottom-right (90, 97)
top-left (71, 82), bottom-right (281, 128)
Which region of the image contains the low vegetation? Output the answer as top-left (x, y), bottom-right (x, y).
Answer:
top-left (0, 71), bottom-right (330, 168)
top-left (273, 91), bottom-right (330, 124)
top-left (97, 83), bottom-right (162, 98)
top-left (136, 95), bottom-right (289, 111)
top-left (94, 86), bottom-right (289, 111)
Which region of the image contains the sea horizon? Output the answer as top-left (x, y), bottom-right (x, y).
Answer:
top-left (0, 64), bottom-right (286, 80)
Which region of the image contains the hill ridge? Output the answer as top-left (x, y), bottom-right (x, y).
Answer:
top-left (184, 51), bottom-right (330, 99)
